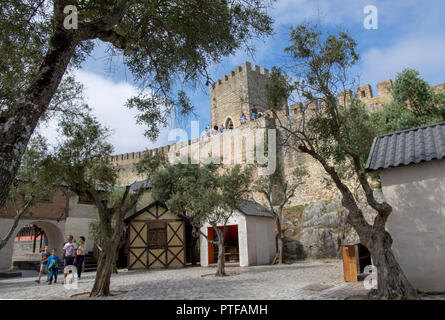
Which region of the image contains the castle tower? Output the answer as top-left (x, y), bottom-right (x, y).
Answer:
top-left (209, 61), bottom-right (270, 129)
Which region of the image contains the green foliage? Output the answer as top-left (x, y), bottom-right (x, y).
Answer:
top-left (392, 69), bottom-right (435, 115)
top-left (41, 75), bottom-right (92, 124)
top-left (88, 219), bottom-right (101, 245)
top-left (8, 134), bottom-right (57, 209)
top-left (285, 23), bottom-right (359, 99)
top-left (266, 66), bottom-right (293, 112)
top-left (276, 24), bottom-right (445, 195)
top-left (370, 69), bottom-right (445, 136)
top-left (40, 114), bottom-right (117, 196)
top-left (0, 1), bottom-right (92, 118)
top-left (135, 150), bottom-right (167, 178)
top-left (338, 101), bottom-right (376, 165)
top-left (150, 163), bottom-right (252, 228)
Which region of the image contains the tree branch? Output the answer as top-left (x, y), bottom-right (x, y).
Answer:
top-left (0, 199), bottom-right (33, 250)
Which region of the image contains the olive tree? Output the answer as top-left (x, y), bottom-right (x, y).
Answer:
top-left (270, 23), bottom-right (418, 299)
top-left (41, 115), bottom-right (149, 297)
top-left (151, 163), bottom-right (252, 276)
top-left (0, 0), bottom-right (274, 216)
top-left (253, 163), bottom-right (307, 264)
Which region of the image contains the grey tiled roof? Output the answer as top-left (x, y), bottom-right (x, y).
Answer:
top-left (237, 200), bottom-right (274, 218)
top-left (365, 121), bottom-right (445, 172)
top-left (129, 179), bottom-right (151, 192)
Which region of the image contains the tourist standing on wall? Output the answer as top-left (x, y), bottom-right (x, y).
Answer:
top-left (35, 245), bottom-right (50, 284)
top-left (62, 235), bottom-right (77, 281)
top-left (74, 236), bottom-right (86, 280)
top-left (220, 124), bottom-right (224, 133)
top-left (251, 105), bottom-right (258, 120)
top-left (240, 113), bottom-right (247, 124)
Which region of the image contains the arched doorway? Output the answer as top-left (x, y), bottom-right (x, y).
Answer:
top-left (6, 220), bottom-right (65, 270)
top-left (13, 224), bottom-right (48, 259)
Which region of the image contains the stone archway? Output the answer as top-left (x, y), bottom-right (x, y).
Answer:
top-left (0, 218), bottom-right (65, 271)
top-left (30, 221), bottom-right (65, 253)
top-left (225, 117), bottom-right (234, 129)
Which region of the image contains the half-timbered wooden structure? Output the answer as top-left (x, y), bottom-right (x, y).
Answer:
top-left (124, 200), bottom-right (186, 270)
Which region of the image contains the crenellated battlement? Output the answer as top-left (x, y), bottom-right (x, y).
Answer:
top-left (210, 61), bottom-right (269, 92)
top-left (288, 79), bottom-right (397, 118)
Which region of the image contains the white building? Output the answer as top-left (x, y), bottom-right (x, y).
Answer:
top-left (366, 121), bottom-right (445, 292)
top-left (200, 200), bottom-right (276, 267)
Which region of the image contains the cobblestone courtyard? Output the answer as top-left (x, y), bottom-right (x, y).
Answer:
top-left (0, 260), bottom-right (369, 300)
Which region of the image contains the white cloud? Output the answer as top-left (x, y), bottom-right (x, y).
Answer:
top-left (360, 35), bottom-right (445, 86)
top-left (271, 0), bottom-right (366, 27)
top-left (38, 70), bottom-right (172, 155)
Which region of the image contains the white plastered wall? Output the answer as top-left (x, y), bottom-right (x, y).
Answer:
top-left (380, 159), bottom-right (445, 292)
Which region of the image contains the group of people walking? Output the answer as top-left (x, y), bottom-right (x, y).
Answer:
top-left (35, 235), bottom-right (86, 285)
top-left (206, 120), bottom-right (234, 136)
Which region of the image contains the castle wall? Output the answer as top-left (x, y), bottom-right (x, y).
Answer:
top-left (109, 61), bottom-right (445, 207)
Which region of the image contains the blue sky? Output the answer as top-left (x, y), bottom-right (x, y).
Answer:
top-left (41, 0), bottom-right (445, 154)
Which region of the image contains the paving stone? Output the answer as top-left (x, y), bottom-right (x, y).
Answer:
top-left (0, 259), bottom-right (368, 300)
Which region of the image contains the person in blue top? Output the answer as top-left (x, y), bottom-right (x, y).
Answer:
top-left (46, 249), bottom-right (63, 285)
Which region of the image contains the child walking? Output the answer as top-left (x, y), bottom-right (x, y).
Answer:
top-left (46, 249), bottom-right (62, 285)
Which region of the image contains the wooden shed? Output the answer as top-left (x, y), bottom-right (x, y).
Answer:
top-left (124, 200), bottom-right (186, 270)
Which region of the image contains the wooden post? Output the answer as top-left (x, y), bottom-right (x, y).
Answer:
top-left (208, 227), bottom-right (214, 264)
top-left (32, 226), bottom-right (37, 253)
top-left (39, 231), bottom-right (43, 251)
top-left (342, 245), bottom-right (358, 282)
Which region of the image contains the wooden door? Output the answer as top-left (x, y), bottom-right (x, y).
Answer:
top-left (147, 221), bottom-right (167, 268)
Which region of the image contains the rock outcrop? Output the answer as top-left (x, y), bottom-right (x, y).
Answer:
top-left (283, 189), bottom-right (383, 260)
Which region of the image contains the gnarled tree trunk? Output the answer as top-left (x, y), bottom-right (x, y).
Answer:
top-left (272, 218), bottom-right (284, 265)
top-left (310, 146), bottom-right (418, 299)
top-left (90, 240), bottom-right (116, 297)
top-left (362, 229), bottom-right (418, 299)
top-left (214, 227), bottom-right (226, 277)
top-left (90, 217), bottom-right (122, 297)
top-left (0, 200), bottom-right (32, 250)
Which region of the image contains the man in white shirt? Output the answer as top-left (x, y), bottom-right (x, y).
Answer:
top-left (62, 235), bottom-right (77, 281)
